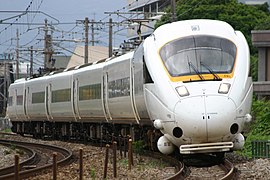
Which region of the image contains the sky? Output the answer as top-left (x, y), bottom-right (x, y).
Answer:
top-left (0, 0), bottom-right (128, 70)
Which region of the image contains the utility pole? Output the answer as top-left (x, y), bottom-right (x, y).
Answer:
top-left (171, 0), bottom-right (176, 22)
top-left (91, 19), bottom-right (95, 46)
top-left (44, 19), bottom-right (54, 72)
top-left (44, 19), bottom-right (49, 70)
top-left (44, 19), bottom-right (48, 69)
top-left (3, 62), bottom-right (7, 114)
top-left (109, 18), bottom-right (113, 57)
top-left (30, 46), bottom-right (33, 77)
top-left (16, 29), bottom-right (19, 79)
top-left (84, 17), bottom-right (89, 64)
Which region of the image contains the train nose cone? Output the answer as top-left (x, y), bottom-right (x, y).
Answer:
top-left (174, 95), bottom-right (236, 142)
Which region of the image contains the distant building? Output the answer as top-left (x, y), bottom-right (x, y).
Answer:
top-left (52, 55), bottom-right (71, 70)
top-left (238, 0), bottom-right (269, 5)
top-left (127, 0), bottom-right (169, 42)
top-left (67, 46), bottom-right (109, 68)
top-left (252, 30), bottom-right (270, 98)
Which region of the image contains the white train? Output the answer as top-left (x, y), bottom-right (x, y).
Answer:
top-left (7, 19), bottom-right (253, 155)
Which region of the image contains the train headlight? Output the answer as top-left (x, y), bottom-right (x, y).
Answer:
top-left (176, 86), bottom-right (189, 97)
top-left (218, 83), bottom-right (231, 94)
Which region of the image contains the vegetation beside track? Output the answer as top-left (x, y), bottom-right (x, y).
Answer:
top-left (240, 99), bottom-right (270, 158)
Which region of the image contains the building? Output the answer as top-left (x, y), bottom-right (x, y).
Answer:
top-left (238, 0), bottom-right (270, 5)
top-left (252, 31), bottom-right (270, 98)
top-left (67, 46), bottom-right (109, 68)
top-left (126, 0), bottom-right (169, 43)
top-left (52, 55), bottom-right (71, 70)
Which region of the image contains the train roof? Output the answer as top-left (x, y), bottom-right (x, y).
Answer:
top-left (11, 51), bottom-right (135, 84)
top-left (152, 19), bottom-right (237, 47)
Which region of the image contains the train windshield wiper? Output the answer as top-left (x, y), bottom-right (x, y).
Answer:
top-left (200, 62), bottom-right (221, 80)
top-left (188, 61), bottom-right (205, 80)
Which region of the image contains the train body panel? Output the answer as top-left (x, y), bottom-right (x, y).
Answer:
top-left (25, 76), bottom-right (48, 121)
top-left (47, 70), bottom-right (74, 121)
top-left (7, 19), bottom-right (253, 155)
top-left (104, 52), bottom-right (138, 123)
top-left (132, 44), bottom-right (150, 122)
top-left (8, 79), bottom-right (26, 121)
top-left (73, 63), bottom-right (104, 121)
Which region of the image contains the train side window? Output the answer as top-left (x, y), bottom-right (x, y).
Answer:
top-left (16, 95), bottom-right (23, 105)
top-left (143, 57), bottom-right (153, 84)
top-left (108, 77), bottom-right (130, 98)
top-left (51, 88), bottom-right (71, 103)
top-left (32, 91), bottom-right (45, 104)
top-left (79, 83), bottom-right (101, 101)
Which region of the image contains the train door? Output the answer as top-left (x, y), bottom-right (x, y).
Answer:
top-left (23, 87), bottom-right (30, 119)
top-left (131, 44), bottom-right (149, 121)
top-left (15, 89), bottom-right (18, 119)
top-left (45, 84), bottom-right (52, 120)
top-left (72, 78), bottom-right (80, 120)
top-left (102, 71), bottom-right (111, 121)
top-left (130, 62), bottom-right (140, 123)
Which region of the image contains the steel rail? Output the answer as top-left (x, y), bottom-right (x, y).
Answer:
top-left (143, 151), bottom-right (185, 180)
top-left (0, 139), bottom-right (73, 180)
top-left (0, 142), bottom-right (36, 176)
top-left (220, 159), bottom-right (236, 180)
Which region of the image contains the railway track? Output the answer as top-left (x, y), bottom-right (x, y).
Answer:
top-left (143, 151), bottom-right (185, 180)
top-left (184, 156), bottom-right (237, 179)
top-left (0, 139), bottom-right (73, 180)
top-left (0, 132), bottom-right (237, 179)
top-left (219, 159), bottom-right (237, 180)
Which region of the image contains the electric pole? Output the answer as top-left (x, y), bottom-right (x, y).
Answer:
top-left (109, 18), bottom-right (113, 57)
top-left (44, 19), bottom-right (48, 70)
top-left (84, 17), bottom-right (89, 64)
top-left (30, 46), bottom-right (33, 77)
top-left (91, 19), bottom-right (95, 46)
top-left (16, 28), bottom-right (19, 79)
top-left (3, 62), bottom-right (7, 114)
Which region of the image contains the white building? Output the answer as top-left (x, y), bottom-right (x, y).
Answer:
top-left (127, 0), bottom-right (169, 41)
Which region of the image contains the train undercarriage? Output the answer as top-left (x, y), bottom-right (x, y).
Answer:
top-left (11, 121), bottom-right (161, 151)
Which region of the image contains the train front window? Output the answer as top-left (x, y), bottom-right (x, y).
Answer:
top-left (159, 35), bottom-right (237, 78)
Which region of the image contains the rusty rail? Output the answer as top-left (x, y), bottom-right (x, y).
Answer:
top-left (219, 159), bottom-right (236, 180)
top-left (143, 151), bottom-right (185, 180)
top-left (0, 139), bottom-right (73, 180)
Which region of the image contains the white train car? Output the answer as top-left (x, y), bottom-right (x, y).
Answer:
top-left (143, 20), bottom-right (252, 154)
top-left (7, 19), bottom-right (252, 155)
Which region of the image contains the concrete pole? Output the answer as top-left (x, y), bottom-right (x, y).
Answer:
top-left (44, 19), bottom-right (48, 70)
top-left (30, 46), bottom-right (33, 77)
top-left (91, 19), bottom-right (95, 46)
top-left (109, 18), bottom-right (113, 57)
top-left (16, 29), bottom-right (19, 79)
top-left (84, 17), bottom-right (89, 64)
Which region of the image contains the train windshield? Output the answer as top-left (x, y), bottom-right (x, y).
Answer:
top-left (159, 35), bottom-right (237, 78)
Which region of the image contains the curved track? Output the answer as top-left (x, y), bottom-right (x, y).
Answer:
top-left (143, 151), bottom-right (185, 180)
top-left (219, 159), bottom-right (237, 180)
top-left (184, 157), bottom-right (237, 179)
top-left (0, 139), bottom-right (73, 180)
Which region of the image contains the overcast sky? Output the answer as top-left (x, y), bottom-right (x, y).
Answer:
top-left (0, 0), bottom-right (127, 22)
top-left (0, 0), bottom-right (128, 64)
